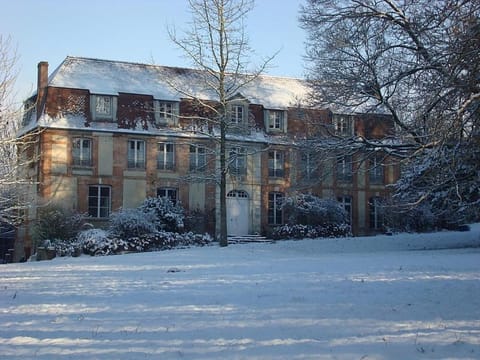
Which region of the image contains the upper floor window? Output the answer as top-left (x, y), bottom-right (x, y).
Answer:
top-left (333, 115), bottom-right (353, 136)
top-left (155, 100), bottom-right (179, 125)
top-left (158, 143), bottom-right (175, 170)
top-left (337, 155), bottom-right (353, 182)
top-left (301, 151), bottom-right (319, 181)
top-left (190, 145), bottom-right (207, 172)
top-left (91, 95), bottom-right (116, 121)
top-left (369, 154), bottom-right (384, 184)
top-left (268, 192), bottom-right (284, 225)
top-left (229, 147), bottom-right (247, 176)
top-left (268, 150), bottom-right (285, 178)
top-left (88, 185), bottom-right (111, 218)
top-left (266, 110), bottom-right (286, 132)
top-left (72, 138), bottom-right (92, 167)
top-left (157, 187), bottom-right (178, 205)
top-left (128, 139), bottom-right (145, 169)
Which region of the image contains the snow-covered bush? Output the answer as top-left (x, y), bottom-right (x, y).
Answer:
top-left (283, 193), bottom-right (348, 227)
top-left (109, 207), bottom-right (157, 238)
top-left (79, 229), bottom-right (212, 256)
top-left (273, 193), bottom-right (351, 239)
top-left (139, 197), bottom-right (185, 232)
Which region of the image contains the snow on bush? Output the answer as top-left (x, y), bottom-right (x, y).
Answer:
top-left (272, 193), bottom-right (351, 239)
top-left (109, 207), bottom-right (157, 238)
top-left (79, 229), bottom-right (213, 256)
top-left (139, 197), bottom-right (185, 232)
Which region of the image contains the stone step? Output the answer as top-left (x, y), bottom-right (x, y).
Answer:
top-left (228, 234), bottom-right (274, 244)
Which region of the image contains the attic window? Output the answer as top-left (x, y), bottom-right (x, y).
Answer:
top-left (155, 100), bottom-right (179, 126)
top-left (91, 95), bottom-right (116, 121)
top-left (265, 109), bottom-right (287, 132)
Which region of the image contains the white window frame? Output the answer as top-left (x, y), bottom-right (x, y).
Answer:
top-left (154, 100), bottom-right (179, 125)
top-left (91, 95), bottom-right (117, 121)
top-left (189, 145), bottom-right (207, 172)
top-left (266, 109), bottom-right (286, 132)
top-left (268, 150), bottom-right (285, 178)
top-left (333, 115), bottom-right (354, 136)
top-left (229, 146), bottom-right (247, 175)
top-left (337, 155), bottom-right (353, 182)
top-left (88, 185), bottom-right (111, 218)
top-left (230, 104), bottom-right (245, 124)
top-left (301, 151), bottom-right (319, 181)
top-left (128, 139), bottom-right (146, 169)
top-left (337, 195), bottom-right (353, 224)
top-left (72, 137), bottom-right (92, 167)
top-left (268, 192), bottom-right (284, 225)
top-left (369, 197), bottom-right (384, 230)
top-left (157, 187), bottom-right (178, 205)
top-left (369, 154), bottom-right (384, 184)
top-left (157, 143), bottom-right (175, 170)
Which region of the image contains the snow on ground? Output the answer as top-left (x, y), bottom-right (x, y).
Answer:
top-left (1, 226), bottom-right (480, 360)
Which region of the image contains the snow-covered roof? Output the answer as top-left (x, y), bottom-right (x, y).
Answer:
top-left (48, 56), bottom-right (310, 109)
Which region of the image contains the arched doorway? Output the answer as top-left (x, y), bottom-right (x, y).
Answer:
top-left (226, 190), bottom-right (249, 235)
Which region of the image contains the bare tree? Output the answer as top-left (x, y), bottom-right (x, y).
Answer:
top-left (300, 0), bottom-right (480, 226)
top-left (169, 0), bottom-right (275, 246)
top-left (0, 35), bottom-right (40, 228)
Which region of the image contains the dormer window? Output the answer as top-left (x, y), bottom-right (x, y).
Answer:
top-left (333, 115), bottom-right (354, 136)
top-left (265, 109), bottom-right (287, 132)
top-left (155, 100), bottom-right (179, 126)
top-left (90, 95), bottom-right (117, 121)
top-left (231, 105), bottom-right (244, 124)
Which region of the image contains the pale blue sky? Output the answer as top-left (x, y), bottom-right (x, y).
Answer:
top-left (2, 0), bottom-right (307, 104)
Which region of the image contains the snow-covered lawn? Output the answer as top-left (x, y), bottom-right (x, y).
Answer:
top-left (1, 227), bottom-right (480, 360)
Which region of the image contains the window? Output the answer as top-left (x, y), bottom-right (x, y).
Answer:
top-left (267, 110), bottom-right (285, 131)
top-left (229, 147), bottom-right (247, 175)
top-left (91, 95), bottom-right (116, 121)
top-left (369, 154), bottom-right (384, 184)
top-left (369, 197), bottom-right (384, 230)
top-left (88, 185), bottom-right (111, 218)
top-left (268, 150), bottom-right (285, 177)
top-left (158, 143), bottom-right (175, 170)
top-left (268, 192), bottom-right (284, 225)
top-left (72, 138), bottom-right (92, 166)
top-left (230, 105), bottom-right (244, 124)
top-left (155, 100), bottom-right (178, 125)
top-left (333, 115), bottom-right (353, 136)
top-left (128, 139), bottom-right (145, 169)
top-left (157, 187), bottom-right (178, 205)
top-left (190, 145), bottom-right (207, 172)
top-left (337, 196), bottom-right (352, 224)
top-left (301, 151), bottom-right (319, 181)
top-left (337, 155), bottom-right (353, 182)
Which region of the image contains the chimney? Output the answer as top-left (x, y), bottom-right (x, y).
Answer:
top-left (36, 61), bottom-right (49, 119)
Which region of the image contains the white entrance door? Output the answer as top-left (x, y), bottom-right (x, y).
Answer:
top-left (227, 190), bottom-right (249, 235)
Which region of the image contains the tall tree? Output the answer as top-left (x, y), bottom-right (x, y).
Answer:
top-left (170, 0), bottom-right (274, 246)
top-left (300, 0), bottom-right (480, 226)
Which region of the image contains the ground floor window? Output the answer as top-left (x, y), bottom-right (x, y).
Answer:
top-left (369, 197), bottom-right (384, 230)
top-left (268, 192), bottom-right (284, 225)
top-left (337, 195), bottom-right (352, 224)
top-left (157, 187), bottom-right (178, 205)
top-left (88, 185), bottom-right (111, 218)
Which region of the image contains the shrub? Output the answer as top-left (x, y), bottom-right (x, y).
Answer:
top-left (109, 207), bottom-right (157, 238)
top-left (283, 193), bottom-right (348, 227)
top-left (34, 205), bottom-right (86, 247)
top-left (272, 193), bottom-right (351, 240)
top-left (139, 197), bottom-right (185, 232)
